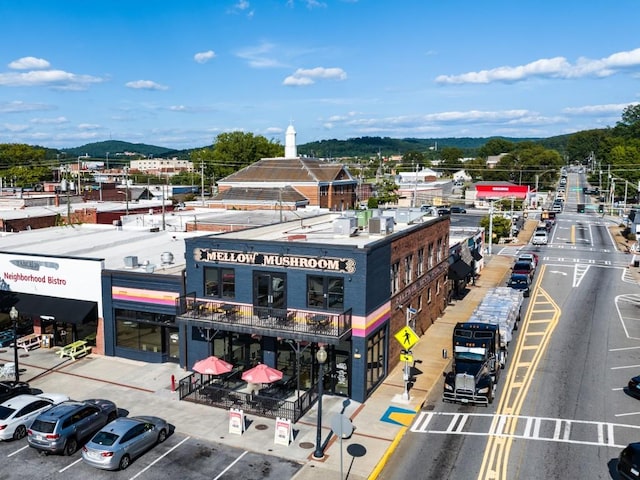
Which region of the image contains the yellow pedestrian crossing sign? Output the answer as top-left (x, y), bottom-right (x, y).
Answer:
top-left (395, 326), bottom-right (419, 350)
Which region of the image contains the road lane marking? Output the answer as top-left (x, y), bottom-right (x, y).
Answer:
top-left (212, 450), bottom-right (249, 480)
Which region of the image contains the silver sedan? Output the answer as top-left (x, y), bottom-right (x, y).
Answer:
top-left (81, 416), bottom-right (169, 470)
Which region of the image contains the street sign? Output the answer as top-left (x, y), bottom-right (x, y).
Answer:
top-left (407, 307), bottom-right (417, 315)
top-left (394, 326), bottom-right (419, 350)
top-left (400, 353), bottom-right (413, 363)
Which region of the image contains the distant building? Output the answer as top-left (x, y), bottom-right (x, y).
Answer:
top-left (130, 158), bottom-right (193, 176)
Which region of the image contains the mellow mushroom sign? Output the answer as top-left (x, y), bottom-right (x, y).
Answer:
top-left (475, 184), bottom-right (529, 199)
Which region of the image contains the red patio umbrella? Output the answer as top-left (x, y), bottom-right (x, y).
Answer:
top-left (241, 363), bottom-right (283, 384)
top-left (193, 356), bottom-right (233, 375)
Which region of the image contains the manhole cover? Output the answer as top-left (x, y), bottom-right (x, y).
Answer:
top-left (255, 424), bottom-right (268, 430)
top-left (299, 442), bottom-right (315, 449)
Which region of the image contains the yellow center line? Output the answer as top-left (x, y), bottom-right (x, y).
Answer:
top-left (478, 265), bottom-right (562, 480)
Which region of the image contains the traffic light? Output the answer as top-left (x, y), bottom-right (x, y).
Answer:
top-left (577, 204), bottom-right (585, 213)
top-left (598, 204), bottom-right (604, 213)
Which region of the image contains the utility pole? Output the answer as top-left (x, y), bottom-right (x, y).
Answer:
top-left (200, 160), bottom-right (205, 206)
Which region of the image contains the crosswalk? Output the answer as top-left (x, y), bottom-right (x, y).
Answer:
top-left (410, 411), bottom-right (640, 448)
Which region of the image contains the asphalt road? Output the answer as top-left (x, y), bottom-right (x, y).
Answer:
top-left (380, 178), bottom-right (638, 479)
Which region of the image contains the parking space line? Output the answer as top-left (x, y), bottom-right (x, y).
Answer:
top-left (7, 445), bottom-right (28, 457)
top-left (129, 436), bottom-right (191, 480)
top-left (59, 457), bottom-right (82, 473)
top-left (611, 364), bottom-right (640, 370)
top-left (212, 450), bottom-right (249, 480)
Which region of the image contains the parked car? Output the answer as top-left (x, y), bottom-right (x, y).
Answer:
top-left (81, 416), bottom-right (169, 470)
top-left (507, 273), bottom-right (531, 297)
top-left (27, 399), bottom-right (118, 455)
top-left (512, 261), bottom-right (535, 280)
top-left (618, 442), bottom-right (640, 479)
top-left (437, 208), bottom-right (450, 216)
top-left (517, 253), bottom-right (539, 270)
top-left (0, 381), bottom-right (31, 404)
top-left (450, 206), bottom-right (467, 214)
top-left (0, 393), bottom-right (69, 441)
top-left (627, 375), bottom-right (640, 400)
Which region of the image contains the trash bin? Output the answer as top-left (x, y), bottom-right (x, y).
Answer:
top-left (634, 259), bottom-right (639, 268)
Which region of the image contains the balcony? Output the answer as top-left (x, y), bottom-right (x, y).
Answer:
top-left (176, 294), bottom-right (352, 344)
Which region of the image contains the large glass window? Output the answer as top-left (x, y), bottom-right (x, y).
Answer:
top-left (366, 328), bottom-right (386, 393)
top-left (307, 275), bottom-right (344, 310)
top-left (428, 243), bottom-right (434, 269)
top-left (404, 254), bottom-right (413, 285)
top-left (114, 309), bottom-right (164, 352)
top-left (204, 267), bottom-right (235, 298)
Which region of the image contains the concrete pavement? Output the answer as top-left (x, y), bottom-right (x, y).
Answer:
top-left (0, 223), bottom-right (537, 480)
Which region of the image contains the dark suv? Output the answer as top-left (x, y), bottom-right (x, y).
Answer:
top-left (27, 399), bottom-right (117, 455)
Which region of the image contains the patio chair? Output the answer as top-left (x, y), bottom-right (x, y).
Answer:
top-left (0, 363), bottom-right (15, 379)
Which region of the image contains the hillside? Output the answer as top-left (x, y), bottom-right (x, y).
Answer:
top-left (58, 134), bottom-right (569, 161)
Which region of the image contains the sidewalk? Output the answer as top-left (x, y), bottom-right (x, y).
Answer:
top-left (0, 241), bottom-right (523, 480)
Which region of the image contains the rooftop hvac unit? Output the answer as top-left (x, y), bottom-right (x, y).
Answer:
top-left (124, 256), bottom-right (139, 268)
top-left (161, 252), bottom-right (174, 265)
top-left (333, 216), bottom-right (357, 236)
top-left (368, 217), bottom-right (384, 234)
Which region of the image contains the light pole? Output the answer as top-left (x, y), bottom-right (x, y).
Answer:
top-left (313, 344), bottom-right (328, 459)
top-left (124, 166), bottom-right (130, 215)
top-left (9, 306), bottom-right (19, 382)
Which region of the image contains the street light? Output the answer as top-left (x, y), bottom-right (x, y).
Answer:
top-left (124, 167), bottom-right (130, 215)
top-left (313, 344), bottom-right (328, 459)
top-left (9, 306), bottom-right (19, 382)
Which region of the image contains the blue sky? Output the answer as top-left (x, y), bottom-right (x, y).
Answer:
top-left (1, 0), bottom-right (639, 150)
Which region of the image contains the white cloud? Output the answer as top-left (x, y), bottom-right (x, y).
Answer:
top-left (436, 47), bottom-right (640, 85)
top-left (125, 80), bottom-right (169, 90)
top-left (0, 69), bottom-right (103, 89)
top-left (2, 123), bottom-right (30, 132)
top-left (77, 123), bottom-right (101, 130)
top-left (0, 100), bottom-right (54, 113)
top-left (31, 116), bottom-right (68, 124)
top-left (563, 103), bottom-right (638, 115)
top-left (283, 67), bottom-right (347, 86)
top-left (236, 42), bottom-right (286, 68)
top-left (194, 50), bottom-right (216, 63)
top-left (8, 56), bottom-right (51, 70)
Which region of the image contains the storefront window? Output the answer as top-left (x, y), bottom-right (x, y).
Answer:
top-left (204, 267), bottom-right (235, 298)
top-left (307, 275), bottom-right (344, 310)
top-left (114, 309), bottom-right (169, 353)
top-left (366, 328), bottom-right (386, 393)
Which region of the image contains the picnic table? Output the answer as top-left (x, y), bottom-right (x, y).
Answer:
top-left (16, 333), bottom-right (41, 352)
top-left (56, 340), bottom-right (91, 360)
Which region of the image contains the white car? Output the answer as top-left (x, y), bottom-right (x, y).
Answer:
top-left (0, 393), bottom-right (69, 441)
top-left (532, 231), bottom-right (548, 245)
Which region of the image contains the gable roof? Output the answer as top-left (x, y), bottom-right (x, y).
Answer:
top-left (212, 186), bottom-right (308, 205)
top-left (219, 157), bottom-right (355, 184)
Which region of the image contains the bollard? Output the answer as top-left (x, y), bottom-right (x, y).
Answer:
top-left (171, 374), bottom-right (176, 392)
top-left (442, 349), bottom-right (448, 359)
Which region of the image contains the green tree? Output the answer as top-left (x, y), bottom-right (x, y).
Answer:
top-left (479, 215), bottom-right (511, 244)
top-left (478, 138), bottom-right (514, 158)
top-left (375, 178), bottom-right (399, 205)
top-left (193, 132), bottom-right (284, 186)
top-left (438, 147), bottom-right (464, 175)
top-left (402, 150), bottom-right (425, 167)
top-left (0, 144), bottom-right (46, 168)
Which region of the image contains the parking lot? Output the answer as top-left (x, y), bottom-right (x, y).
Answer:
top-left (0, 431), bottom-right (302, 479)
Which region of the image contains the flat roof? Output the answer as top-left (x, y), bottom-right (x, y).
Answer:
top-left (208, 210), bottom-right (442, 248)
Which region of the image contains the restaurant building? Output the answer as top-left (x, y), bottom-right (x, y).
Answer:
top-left (176, 209), bottom-right (451, 404)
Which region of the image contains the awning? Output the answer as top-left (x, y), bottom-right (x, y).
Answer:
top-left (448, 259), bottom-right (473, 281)
top-left (0, 292), bottom-right (97, 325)
top-left (472, 250), bottom-right (483, 261)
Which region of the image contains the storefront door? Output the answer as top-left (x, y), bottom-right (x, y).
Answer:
top-left (253, 272), bottom-right (286, 310)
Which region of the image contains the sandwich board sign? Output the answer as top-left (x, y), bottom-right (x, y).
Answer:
top-left (274, 417), bottom-right (293, 446)
top-left (229, 408), bottom-right (245, 435)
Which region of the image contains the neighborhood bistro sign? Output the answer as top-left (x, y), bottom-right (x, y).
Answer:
top-left (194, 248), bottom-right (356, 273)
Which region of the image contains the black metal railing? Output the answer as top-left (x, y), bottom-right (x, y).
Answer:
top-left (178, 294), bottom-right (351, 338)
top-left (177, 372), bottom-right (317, 423)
